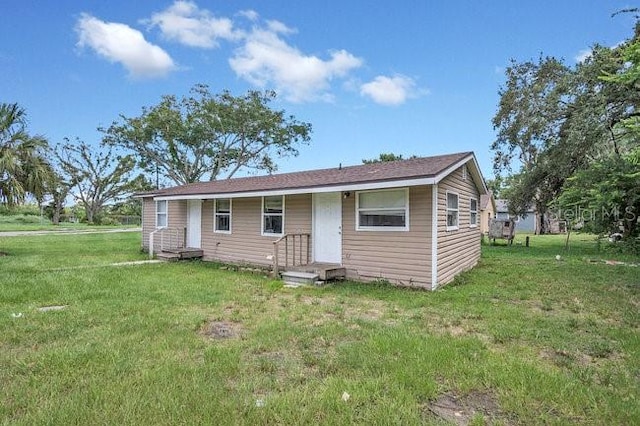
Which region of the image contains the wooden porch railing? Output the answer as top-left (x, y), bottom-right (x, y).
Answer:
top-left (149, 227), bottom-right (186, 258)
top-left (272, 233), bottom-right (311, 276)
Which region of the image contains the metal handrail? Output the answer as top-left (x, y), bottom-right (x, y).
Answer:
top-left (272, 233), bottom-right (311, 276)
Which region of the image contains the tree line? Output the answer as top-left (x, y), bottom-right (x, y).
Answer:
top-left (492, 17), bottom-right (640, 250)
top-left (0, 85), bottom-right (311, 224)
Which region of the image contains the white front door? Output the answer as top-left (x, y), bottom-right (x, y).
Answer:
top-left (187, 200), bottom-right (202, 248)
top-left (313, 192), bottom-right (342, 264)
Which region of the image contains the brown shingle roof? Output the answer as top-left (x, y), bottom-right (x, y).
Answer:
top-left (145, 151), bottom-right (473, 197)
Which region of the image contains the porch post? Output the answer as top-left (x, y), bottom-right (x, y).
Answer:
top-left (273, 241), bottom-right (279, 278)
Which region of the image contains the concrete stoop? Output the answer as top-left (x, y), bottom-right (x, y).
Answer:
top-left (281, 271), bottom-right (319, 287)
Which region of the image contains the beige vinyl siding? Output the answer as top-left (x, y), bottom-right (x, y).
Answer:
top-left (342, 186), bottom-right (432, 288)
top-left (437, 164), bottom-right (481, 286)
top-left (480, 202), bottom-right (495, 235)
top-left (141, 199), bottom-right (187, 251)
top-left (168, 200), bottom-right (187, 230)
top-left (141, 197), bottom-right (155, 249)
top-left (281, 194), bottom-right (313, 265)
top-left (201, 194), bottom-right (312, 267)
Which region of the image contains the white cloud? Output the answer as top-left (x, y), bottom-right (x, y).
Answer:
top-left (575, 49), bottom-right (592, 63)
top-left (360, 74), bottom-right (419, 106)
top-left (575, 41), bottom-right (624, 63)
top-left (76, 13), bottom-right (175, 78)
top-left (266, 19), bottom-right (295, 35)
top-left (146, 1), bottom-right (240, 48)
top-left (229, 22), bottom-right (363, 102)
top-left (238, 10), bottom-right (259, 22)
top-left (75, 2), bottom-right (420, 103)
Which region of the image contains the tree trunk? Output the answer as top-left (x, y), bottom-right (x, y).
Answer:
top-left (52, 196), bottom-right (63, 225)
top-left (86, 203), bottom-right (104, 225)
top-left (536, 205), bottom-right (548, 235)
top-left (85, 204), bottom-right (94, 224)
top-left (52, 205), bottom-right (61, 225)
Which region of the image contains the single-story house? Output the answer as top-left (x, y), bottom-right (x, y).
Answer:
top-left (495, 199), bottom-right (566, 234)
top-left (495, 199), bottom-right (537, 233)
top-left (479, 193), bottom-right (496, 235)
top-left (138, 152), bottom-right (488, 290)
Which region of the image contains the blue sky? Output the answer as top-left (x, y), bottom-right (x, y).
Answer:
top-left (1, 1), bottom-right (636, 181)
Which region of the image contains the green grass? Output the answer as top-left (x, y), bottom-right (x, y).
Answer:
top-left (0, 214), bottom-right (53, 231)
top-left (1, 232), bottom-right (638, 425)
top-left (0, 215), bottom-right (139, 232)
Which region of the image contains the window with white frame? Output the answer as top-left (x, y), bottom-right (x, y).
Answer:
top-left (469, 198), bottom-right (478, 227)
top-left (214, 199), bottom-right (231, 233)
top-left (156, 200), bottom-right (167, 228)
top-left (446, 192), bottom-right (459, 230)
top-left (357, 188), bottom-right (409, 231)
top-left (262, 196), bottom-right (284, 235)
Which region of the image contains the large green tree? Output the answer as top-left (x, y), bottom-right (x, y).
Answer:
top-left (55, 138), bottom-right (146, 224)
top-left (102, 85), bottom-right (312, 186)
top-left (492, 56), bottom-right (569, 174)
top-left (555, 149), bottom-right (640, 240)
top-left (0, 103), bottom-right (53, 206)
top-left (492, 23), bottom-right (640, 235)
top-left (553, 28), bottom-right (640, 243)
top-left (491, 56), bottom-right (571, 231)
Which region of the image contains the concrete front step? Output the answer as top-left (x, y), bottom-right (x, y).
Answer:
top-left (287, 263), bottom-right (346, 281)
top-left (281, 271), bottom-right (319, 287)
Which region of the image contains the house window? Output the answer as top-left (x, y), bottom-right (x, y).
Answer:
top-left (156, 200), bottom-right (167, 228)
top-left (214, 199), bottom-right (231, 233)
top-left (357, 188), bottom-right (409, 231)
top-left (262, 195), bottom-right (284, 235)
top-left (462, 164), bottom-right (468, 180)
top-left (470, 198), bottom-right (478, 227)
top-left (446, 192), bottom-right (459, 230)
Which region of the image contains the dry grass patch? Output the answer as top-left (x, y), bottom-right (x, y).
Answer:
top-left (424, 389), bottom-right (509, 425)
top-left (200, 320), bottom-right (242, 340)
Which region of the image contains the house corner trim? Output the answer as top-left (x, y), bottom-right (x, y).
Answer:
top-left (431, 184), bottom-right (438, 290)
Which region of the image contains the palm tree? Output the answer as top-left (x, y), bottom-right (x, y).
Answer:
top-left (0, 103), bottom-right (52, 206)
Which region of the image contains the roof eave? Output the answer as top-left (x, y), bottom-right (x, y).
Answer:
top-left (133, 191), bottom-right (162, 199)
top-left (433, 153), bottom-right (488, 195)
top-left (153, 176), bottom-right (438, 201)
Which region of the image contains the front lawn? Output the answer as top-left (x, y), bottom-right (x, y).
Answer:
top-left (0, 232), bottom-right (638, 424)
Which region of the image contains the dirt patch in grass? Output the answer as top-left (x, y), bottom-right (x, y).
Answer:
top-left (0, 251), bottom-right (7, 256)
top-left (424, 390), bottom-right (509, 425)
top-left (298, 295), bottom-right (402, 327)
top-left (540, 347), bottom-right (625, 370)
top-left (200, 320), bottom-right (242, 339)
top-left (427, 318), bottom-right (492, 344)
